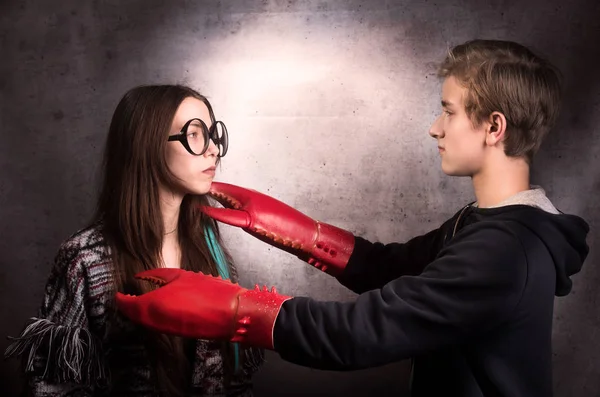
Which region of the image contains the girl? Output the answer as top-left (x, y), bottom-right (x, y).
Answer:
top-left (5, 85), bottom-right (263, 396)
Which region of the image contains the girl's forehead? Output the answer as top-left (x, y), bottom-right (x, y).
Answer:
top-left (173, 98), bottom-right (211, 127)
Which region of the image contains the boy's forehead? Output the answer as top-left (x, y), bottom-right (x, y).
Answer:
top-left (441, 76), bottom-right (466, 106)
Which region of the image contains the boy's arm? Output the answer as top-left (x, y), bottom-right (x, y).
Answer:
top-left (336, 223), bottom-right (450, 294)
top-left (202, 182), bottom-right (455, 293)
top-left (273, 221), bottom-right (529, 370)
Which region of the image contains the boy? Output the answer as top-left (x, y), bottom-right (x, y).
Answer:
top-left (116, 40), bottom-right (590, 396)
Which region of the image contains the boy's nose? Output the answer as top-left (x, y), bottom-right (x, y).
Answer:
top-left (429, 115), bottom-right (444, 139)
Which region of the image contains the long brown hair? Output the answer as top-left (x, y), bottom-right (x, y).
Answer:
top-left (94, 85), bottom-right (236, 395)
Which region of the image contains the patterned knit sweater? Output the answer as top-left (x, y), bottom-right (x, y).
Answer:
top-left (5, 224), bottom-right (264, 396)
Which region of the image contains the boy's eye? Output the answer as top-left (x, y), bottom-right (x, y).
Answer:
top-left (444, 110), bottom-right (453, 116)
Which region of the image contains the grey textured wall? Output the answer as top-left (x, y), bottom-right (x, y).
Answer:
top-left (1, 0), bottom-right (599, 396)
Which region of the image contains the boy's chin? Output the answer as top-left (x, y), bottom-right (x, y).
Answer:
top-left (441, 165), bottom-right (473, 177)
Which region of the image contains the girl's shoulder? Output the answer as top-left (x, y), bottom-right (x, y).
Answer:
top-left (52, 222), bottom-right (113, 288)
top-left (61, 221), bottom-right (106, 250)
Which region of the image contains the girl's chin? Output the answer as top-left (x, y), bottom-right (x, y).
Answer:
top-left (191, 181), bottom-right (213, 196)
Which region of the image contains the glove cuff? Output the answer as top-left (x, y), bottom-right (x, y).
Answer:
top-left (233, 287), bottom-right (292, 349)
top-left (306, 222), bottom-right (355, 276)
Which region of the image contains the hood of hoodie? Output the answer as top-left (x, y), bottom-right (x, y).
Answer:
top-left (464, 187), bottom-right (590, 297)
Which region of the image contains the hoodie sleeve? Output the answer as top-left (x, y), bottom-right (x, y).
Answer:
top-left (336, 219), bottom-right (453, 294)
top-left (273, 221), bottom-right (528, 370)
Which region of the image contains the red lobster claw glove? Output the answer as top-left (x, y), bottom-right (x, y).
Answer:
top-left (115, 268), bottom-right (291, 349)
top-left (201, 182), bottom-right (355, 276)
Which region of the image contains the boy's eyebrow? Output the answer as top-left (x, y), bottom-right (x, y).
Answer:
top-left (441, 100), bottom-right (455, 108)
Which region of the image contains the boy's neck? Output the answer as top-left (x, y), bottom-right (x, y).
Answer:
top-left (472, 156), bottom-right (531, 208)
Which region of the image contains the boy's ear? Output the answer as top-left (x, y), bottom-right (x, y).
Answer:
top-left (485, 111), bottom-right (507, 146)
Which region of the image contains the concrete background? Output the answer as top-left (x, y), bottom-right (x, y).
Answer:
top-left (1, 0), bottom-right (598, 396)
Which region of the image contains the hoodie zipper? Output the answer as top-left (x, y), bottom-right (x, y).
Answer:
top-left (452, 205), bottom-right (471, 238)
top-left (409, 204), bottom-right (471, 391)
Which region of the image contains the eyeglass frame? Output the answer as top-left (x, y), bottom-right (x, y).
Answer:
top-left (167, 118), bottom-right (229, 157)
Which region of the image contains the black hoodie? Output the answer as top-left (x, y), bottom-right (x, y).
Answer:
top-left (273, 202), bottom-right (589, 397)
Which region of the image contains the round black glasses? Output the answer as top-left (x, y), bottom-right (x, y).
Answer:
top-left (168, 118), bottom-right (229, 157)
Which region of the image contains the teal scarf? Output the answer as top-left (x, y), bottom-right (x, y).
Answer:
top-left (204, 225), bottom-right (240, 372)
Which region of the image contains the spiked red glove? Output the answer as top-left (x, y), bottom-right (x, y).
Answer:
top-left (115, 268), bottom-right (291, 349)
top-left (201, 182), bottom-right (355, 276)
